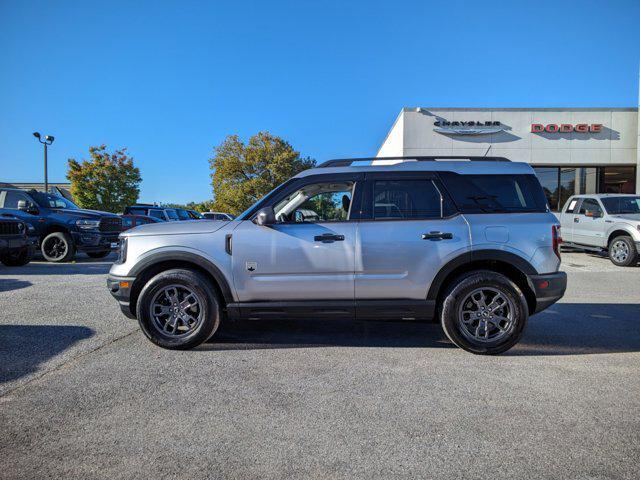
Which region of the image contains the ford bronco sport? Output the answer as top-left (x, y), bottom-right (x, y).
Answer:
top-left (107, 157), bottom-right (567, 355)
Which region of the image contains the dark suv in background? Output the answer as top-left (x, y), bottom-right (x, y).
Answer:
top-left (0, 188), bottom-right (122, 262)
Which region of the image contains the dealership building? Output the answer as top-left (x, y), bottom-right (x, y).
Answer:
top-left (377, 107), bottom-right (639, 211)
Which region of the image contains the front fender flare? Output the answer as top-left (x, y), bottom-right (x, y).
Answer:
top-left (128, 249), bottom-right (234, 304)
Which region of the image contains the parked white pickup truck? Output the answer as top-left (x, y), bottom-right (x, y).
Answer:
top-left (559, 194), bottom-right (640, 266)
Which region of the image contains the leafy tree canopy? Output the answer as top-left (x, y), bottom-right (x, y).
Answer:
top-left (67, 145), bottom-right (142, 213)
top-left (209, 132), bottom-right (315, 215)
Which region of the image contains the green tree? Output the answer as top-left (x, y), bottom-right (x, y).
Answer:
top-left (67, 145), bottom-right (142, 213)
top-left (209, 132), bottom-right (315, 215)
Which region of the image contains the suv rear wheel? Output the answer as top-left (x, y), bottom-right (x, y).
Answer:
top-left (608, 235), bottom-right (638, 267)
top-left (440, 270), bottom-right (528, 355)
top-left (41, 232), bottom-right (75, 262)
top-left (136, 269), bottom-right (222, 349)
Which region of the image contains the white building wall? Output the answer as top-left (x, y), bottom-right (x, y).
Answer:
top-left (376, 111), bottom-right (404, 157)
top-left (380, 107), bottom-right (638, 168)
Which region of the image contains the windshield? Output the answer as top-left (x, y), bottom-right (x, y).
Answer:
top-left (165, 209), bottom-right (179, 220)
top-left (175, 209), bottom-right (191, 220)
top-left (31, 192), bottom-right (79, 210)
top-left (601, 196), bottom-right (640, 215)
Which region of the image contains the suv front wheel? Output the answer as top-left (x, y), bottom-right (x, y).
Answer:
top-left (136, 269), bottom-right (222, 349)
top-left (440, 271), bottom-right (528, 355)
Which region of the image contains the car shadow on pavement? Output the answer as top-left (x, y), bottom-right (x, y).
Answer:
top-left (508, 303), bottom-right (640, 356)
top-left (0, 325), bottom-right (94, 386)
top-left (204, 317), bottom-right (454, 351)
top-left (200, 303), bottom-right (640, 356)
top-left (0, 279), bottom-right (33, 292)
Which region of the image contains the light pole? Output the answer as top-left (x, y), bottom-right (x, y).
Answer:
top-left (33, 132), bottom-right (55, 193)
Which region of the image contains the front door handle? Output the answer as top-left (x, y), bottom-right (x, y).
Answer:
top-left (314, 233), bottom-right (345, 243)
top-left (422, 231), bottom-right (453, 240)
top-left (574, 218), bottom-right (580, 223)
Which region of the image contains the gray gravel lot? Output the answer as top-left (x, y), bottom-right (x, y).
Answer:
top-left (1, 251), bottom-right (639, 479)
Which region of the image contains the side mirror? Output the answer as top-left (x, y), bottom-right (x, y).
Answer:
top-left (18, 200), bottom-right (38, 214)
top-left (254, 207), bottom-right (276, 226)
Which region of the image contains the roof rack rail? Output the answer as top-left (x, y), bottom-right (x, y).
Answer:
top-left (318, 156), bottom-right (511, 168)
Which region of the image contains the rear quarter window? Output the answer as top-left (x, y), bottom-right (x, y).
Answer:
top-left (439, 173), bottom-right (548, 213)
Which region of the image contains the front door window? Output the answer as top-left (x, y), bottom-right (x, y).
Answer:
top-left (274, 182), bottom-right (354, 223)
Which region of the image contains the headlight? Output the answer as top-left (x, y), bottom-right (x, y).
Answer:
top-left (116, 236), bottom-right (128, 264)
top-left (76, 219), bottom-right (101, 230)
top-left (17, 222), bottom-right (25, 232)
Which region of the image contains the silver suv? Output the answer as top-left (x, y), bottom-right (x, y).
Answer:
top-left (107, 157), bottom-right (567, 355)
top-left (559, 194), bottom-right (640, 266)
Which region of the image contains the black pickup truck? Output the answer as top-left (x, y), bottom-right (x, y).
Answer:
top-left (0, 217), bottom-right (36, 266)
top-left (0, 188), bottom-right (122, 262)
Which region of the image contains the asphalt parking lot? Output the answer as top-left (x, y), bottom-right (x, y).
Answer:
top-left (1, 251), bottom-right (639, 479)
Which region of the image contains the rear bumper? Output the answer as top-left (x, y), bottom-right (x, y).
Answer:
top-left (527, 271), bottom-right (567, 314)
top-left (107, 274), bottom-right (137, 319)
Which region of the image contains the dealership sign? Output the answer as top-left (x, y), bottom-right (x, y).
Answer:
top-left (434, 120), bottom-right (505, 135)
top-left (531, 123), bottom-right (602, 133)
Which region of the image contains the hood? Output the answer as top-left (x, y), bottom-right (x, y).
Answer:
top-left (611, 214), bottom-right (640, 222)
top-left (50, 208), bottom-right (120, 219)
top-left (124, 219), bottom-right (231, 237)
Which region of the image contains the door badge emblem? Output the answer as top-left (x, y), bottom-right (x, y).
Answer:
top-left (246, 261), bottom-right (257, 272)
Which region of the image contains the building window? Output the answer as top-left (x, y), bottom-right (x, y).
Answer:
top-left (532, 167), bottom-right (558, 211)
top-left (600, 166), bottom-right (636, 194)
top-left (532, 166), bottom-right (636, 211)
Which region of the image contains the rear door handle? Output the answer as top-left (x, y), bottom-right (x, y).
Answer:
top-left (314, 233), bottom-right (345, 243)
top-left (422, 231), bottom-right (453, 240)
top-left (574, 218), bottom-right (580, 223)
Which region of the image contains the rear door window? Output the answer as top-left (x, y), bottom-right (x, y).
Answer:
top-left (373, 179), bottom-right (443, 219)
top-left (149, 209), bottom-right (164, 219)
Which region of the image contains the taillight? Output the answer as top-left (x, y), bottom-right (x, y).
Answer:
top-left (552, 225), bottom-right (562, 259)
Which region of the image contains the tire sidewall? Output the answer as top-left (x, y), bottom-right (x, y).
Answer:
top-left (608, 236), bottom-right (637, 267)
top-left (0, 247), bottom-right (34, 266)
top-left (41, 232), bottom-right (75, 262)
top-left (440, 271), bottom-right (528, 355)
top-left (136, 269), bottom-right (221, 349)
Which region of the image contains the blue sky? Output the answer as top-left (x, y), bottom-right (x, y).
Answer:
top-left (1, 0), bottom-right (639, 204)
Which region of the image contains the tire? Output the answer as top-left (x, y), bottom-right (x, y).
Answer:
top-left (136, 269), bottom-right (222, 349)
top-left (440, 270), bottom-right (528, 355)
top-left (86, 250), bottom-right (110, 259)
top-left (0, 247), bottom-right (34, 267)
top-left (41, 232), bottom-right (75, 262)
top-left (608, 235), bottom-right (638, 267)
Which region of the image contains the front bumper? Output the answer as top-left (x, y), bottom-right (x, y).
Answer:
top-left (0, 235), bottom-right (31, 253)
top-left (527, 271), bottom-right (567, 314)
top-left (73, 231), bottom-right (121, 252)
top-left (107, 274), bottom-right (137, 319)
